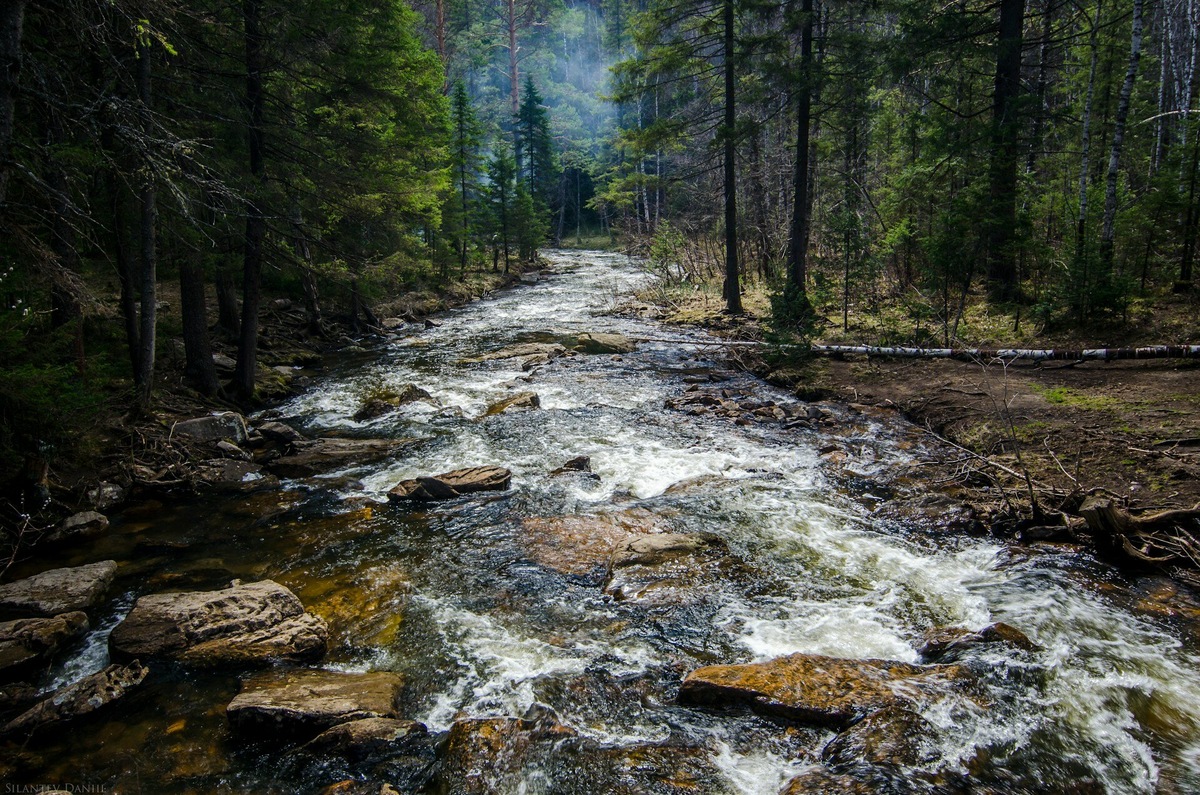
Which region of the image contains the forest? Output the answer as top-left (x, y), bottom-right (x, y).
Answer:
top-left (0, 0), bottom-right (1197, 477)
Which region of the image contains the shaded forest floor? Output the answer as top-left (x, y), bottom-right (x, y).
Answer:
top-left (629, 276), bottom-right (1200, 584)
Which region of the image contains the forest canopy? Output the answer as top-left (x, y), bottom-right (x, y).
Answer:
top-left (0, 0), bottom-right (1197, 477)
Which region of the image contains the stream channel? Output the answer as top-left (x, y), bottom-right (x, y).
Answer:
top-left (13, 250), bottom-right (1200, 793)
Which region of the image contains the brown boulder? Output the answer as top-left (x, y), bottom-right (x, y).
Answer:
top-left (437, 716), bottom-right (575, 795)
top-left (520, 509), bottom-right (663, 579)
top-left (0, 612), bottom-right (89, 681)
top-left (109, 580), bottom-right (327, 667)
top-left (304, 717), bottom-right (427, 760)
top-left (1, 661), bottom-right (148, 737)
top-left (353, 384), bottom-right (434, 421)
top-left (387, 466), bottom-right (511, 501)
top-left (226, 669), bottom-right (405, 740)
top-left (257, 420), bottom-right (306, 444)
top-left (269, 438), bottom-right (414, 478)
top-left (778, 767), bottom-right (877, 795)
top-left (918, 622), bottom-right (1039, 662)
top-left (573, 332), bottom-right (636, 354)
top-left (484, 391), bottom-right (540, 416)
top-left (0, 560), bottom-right (117, 618)
top-left (466, 343), bottom-right (567, 363)
top-left (678, 653), bottom-right (970, 728)
top-left (549, 456), bottom-right (592, 475)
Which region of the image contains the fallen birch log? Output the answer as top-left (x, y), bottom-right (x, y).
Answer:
top-left (809, 344), bottom-right (1200, 362)
top-left (631, 337), bottom-right (1200, 361)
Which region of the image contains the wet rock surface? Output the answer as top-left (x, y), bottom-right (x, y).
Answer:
top-left (1, 662), bottom-right (148, 737)
top-left (193, 459), bottom-right (279, 493)
top-left (226, 669), bottom-right (405, 740)
top-left (820, 706), bottom-right (940, 770)
top-left (387, 466), bottom-right (512, 501)
top-left (41, 511), bottom-right (109, 546)
top-left (0, 561), bottom-right (117, 618)
top-left (174, 412), bottom-right (249, 443)
top-left (0, 612), bottom-right (89, 680)
top-left (678, 653), bottom-right (970, 728)
top-left (484, 390), bottom-right (541, 416)
top-left (465, 342), bottom-right (567, 363)
top-left (918, 622), bottom-right (1040, 662)
top-left (269, 438), bottom-right (413, 478)
top-left (573, 332), bottom-right (635, 354)
top-left (520, 509), bottom-right (663, 580)
top-left (352, 384), bottom-right (434, 421)
top-left (109, 579), bottom-right (327, 666)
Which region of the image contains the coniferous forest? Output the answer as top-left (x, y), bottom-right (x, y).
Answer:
top-left (1, 0), bottom-right (1198, 479)
top-left (4, 3), bottom-right (1200, 793)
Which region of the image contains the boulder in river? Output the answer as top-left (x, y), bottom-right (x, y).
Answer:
top-left (257, 420), bottom-right (306, 444)
top-left (269, 438), bottom-right (415, 478)
top-left (173, 412), bottom-right (248, 444)
top-left (549, 455), bottom-right (591, 475)
top-left (437, 715), bottom-right (575, 795)
top-left (572, 332), bottom-right (635, 354)
top-left (226, 669), bottom-right (405, 740)
top-left (387, 466), bottom-right (511, 501)
top-left (520, 509), bottom-right (663, 580)
top-left (0, 560), bottom-right (117, 618)
top-left (193, 459), bottom-right (280, 493)
top-left (465, 342), bottom-right (566, 363)
top-left (353, 384), bottom-right (434, 421)
top-left (484, 391), bottom-right (540, 416)
top-left (0, 612), bottom-right (89, 681)
top-left (678, 652), bottom-right (970, 728)
top-left (778, 767), bottom-right (877, 795)
top-left (109, 579), bottom-right (328, 666)
top-left (1, 661), bottom-right (148, 738)
top-left (40, 510), bottom-right (109, 546)
top-left (304, 716), bottom-right (428, 761)
top-left (820, 705), bottom-right (940, 770)
top-left (918, 622), bottom-right (1040, 663)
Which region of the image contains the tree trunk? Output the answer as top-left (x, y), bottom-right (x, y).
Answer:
top-left (1098, 0), bottom-right (1144, 275)
top-left (215, 266), bottom-right (240, 337)
top-left (289, 203), bottom-right (324, 335)
top-left (135, 37), bottom-right (157, 410)
top-left (785, 0), bottom-right (814, 318)
top-left (507, 0), bottom-right (521, 175)
top-left (0, 0), bottom-right (25, 207)
top-left (179, 252), bottom-right (219, 397)
top-left (985, 0), bottom-right (1026, 301)
top-left (721, 0), bottom-right (742, 315)
top-left (235, 0), bottom-right (266, 402)
top-left (1074, 0), bottom-right (1102, 320)
top-left (107, 164), bottom-right (140, 378)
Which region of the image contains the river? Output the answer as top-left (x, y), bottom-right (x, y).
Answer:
top-left (13, 250), bottom-right (1200, 793)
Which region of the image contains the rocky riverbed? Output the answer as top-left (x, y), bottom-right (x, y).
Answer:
top-left (1, 250), bottom-right (1198, 794)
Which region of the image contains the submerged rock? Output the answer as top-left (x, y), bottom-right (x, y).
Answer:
top-left (520, 509), bottom-right (664, 580)
top-left (226, 669), bottom-right (404, 740)
top-left (778, 767), bottom-right (878, 795)
top-left (484, 391), bottom-right (540, 416)
top-left (387, 466), bottom-right (511, 501)
top-left (109, 579), bottom-right (327, 666)
top-left (820, 706), bottom-right (939, 770)
top-left (465, 342), bottom-right (566, 363)
top-left (269, 438), bottom-right (414, 478)
top-left (0, 560), bottom-right (117, 618)
top-left (1, 661), bottom-right (148, 737)
top-left (572, 332), bottom-right (635, 354)
top-left (918, 622), bottom-right (1040, 663)
top-left (437, 716), bottom-right (575, 795)
top-left (174, 412), bottom-right (248, 444)
top-left (604, 532), bottom-right (745, 605)
top-left (304, 717), bottom-right (428, 764)
top-left (0, 612), bottom-right (89, 681)
top-left (678, 653), bottom-right (970, 728)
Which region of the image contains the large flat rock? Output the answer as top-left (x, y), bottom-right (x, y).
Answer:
top-left (0, 561), bottom-right (117, 618)
top-left (174, 412), bottom-right (248, 443)
top-left (226, 669), bottom-right (405, 740)
top-left (678, 653), bottom-right (969, 728)
top-left (109, 579), bottom-right (327, 667)
top-left (1, 662), bottom-right (148, 738)
top-left (269, 438), bottom-right (413, 478)
top-left (520, 509), bottom-right (663, 579)
top-left (387, 466), bottom-right (511, 501)
top-left (0, 612), bottom-right (89, 681)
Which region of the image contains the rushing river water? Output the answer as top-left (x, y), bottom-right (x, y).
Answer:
top-left (12, 250), bottom-right (1200, 793)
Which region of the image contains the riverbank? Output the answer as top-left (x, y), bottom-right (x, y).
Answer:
top-left (628, 282), bottom-right (1200, 586)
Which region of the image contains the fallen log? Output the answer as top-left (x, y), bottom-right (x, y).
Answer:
top-left (629, 336), bottom-right (1200, 362)
top-left (809, 344), bottom-right (1200, 362)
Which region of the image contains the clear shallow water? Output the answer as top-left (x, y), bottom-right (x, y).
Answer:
top-left (12, 250), bottom-right (1200, 793)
